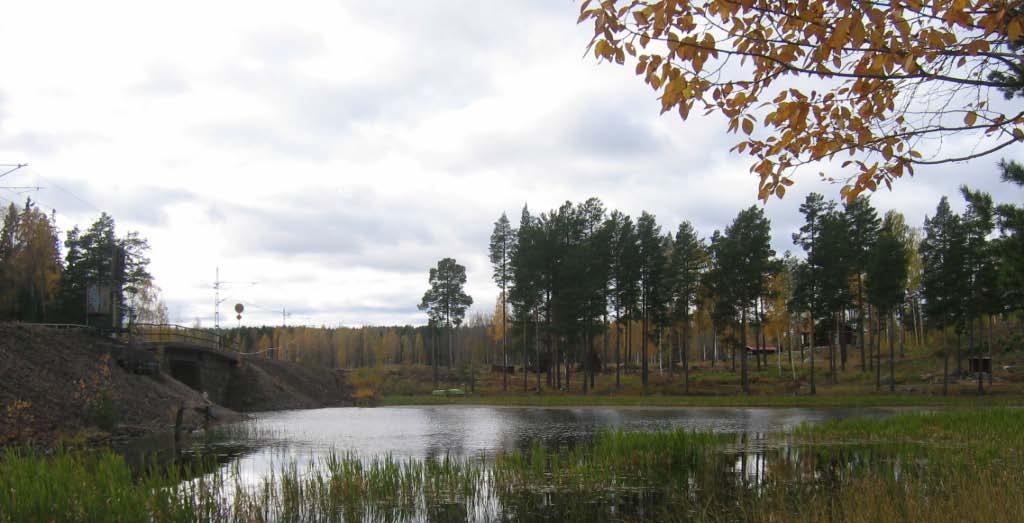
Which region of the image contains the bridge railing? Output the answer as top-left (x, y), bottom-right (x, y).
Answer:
top-left (129, 323), bottom-right (224, 351)
top-left (27, 322), bottom-right (243, 354)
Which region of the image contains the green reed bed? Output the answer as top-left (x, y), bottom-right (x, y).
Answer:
top-left (0, 447), bottom-right (225, 523)
top-left (741, 452), bottom-right (1024, 523)
top-left (494, 429), bottom-right (727, 490)
top-left (790, 407), bottom-right (1024, 463)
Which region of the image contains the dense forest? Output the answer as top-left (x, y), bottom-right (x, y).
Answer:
top-left (219, 162), bottom-right (1023, 396)
top-left (0, 199), bottom-right (161, 325)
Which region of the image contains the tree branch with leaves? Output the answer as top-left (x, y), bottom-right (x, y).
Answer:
top-left (580, 0), bottom-right (1024, 200)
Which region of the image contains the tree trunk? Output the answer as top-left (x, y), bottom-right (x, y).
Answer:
top-left (956, 329), bottom-right (963, 378)
top-left (988, 315), bottom-right (994, 388)
top-left (858, 274), bottom-right (866, 372)
top-left (565, 338), bottom-right (571, 393)
top-left (626, 316), bottom-right (632, 376)
top-left (546, 332), bottom-right (553, 388)
top-left (535, 313), bottom-right (541, 392)
top-left (829, 313), bottom-right (836, 384)
top-left (788, 325), bottom-right (796, 381)
top-left (583, 330), bottom-right (589, 395)
top-left (432, 327), bottom-right (438, 389)
top-left (642, 309), bottom-right (649, 390)
top-left (555, 338), bottom-right (561, 390)
top-left (899, 305), bottom-right (906, 358)
top-left (754, 300), bottom-right (762, 371)
top-left (943, 346), bottom-right (949, 396)
top-left (502, 287), bottom-right (508, 392)
top-left (839, 310), bottom-right (848, 372)
top-left (683, 315), bottom-right (690, 395)
top-left (602, 313), bottom-right (609, 378)
top-left (875, 318), bottom-right (882, 391)
top-left (741, 308), bottom-right (750, 395)
top-left (809, 311), bottom-right (816, 395)
top-left (889, 311), bottom-right (896, 393)
top-left (447, 319), bottom-right (454, 371)
top-left (712, 326), bottom-right (718, 369)
top-left (776, 334), bottom-right (782, 377)
top-left (868, 304), bottom-right (874, 371)
top-left (615, 315), bottom-right (622, 389)
top-left (523, 317), bottom-right (529, 392)
top-left (669, 324), bottom-right (676, 377)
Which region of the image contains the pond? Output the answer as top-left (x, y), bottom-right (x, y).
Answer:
top-left (118, 405), bottom-right (921, 521)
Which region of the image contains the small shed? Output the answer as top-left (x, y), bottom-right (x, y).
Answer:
top-left (744, 345), bottom-right (778, 355)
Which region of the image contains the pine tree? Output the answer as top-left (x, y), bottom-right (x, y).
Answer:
top-left (636, 211), bottom-right (666, 389)
top-left (489, 212), bottom-right (515, 390)
top-left (816, 208), bottom-right (853, 382)
top-left (994, 160), bottom-right (1024, 312)
top-left (844, 196), bottom-right (880, 372)
top-left (667, 220), bottom-right (705, 393)
top-left (510, 205), bottom-right (542, 391)
top-left (710, 206), bottom-right (774, 394)
top-left (418, 257), bottom-right (474, 385)
top-left (792, 193), bottom-right (830, 394)
top-left (606, 211), bottom-right (639, 388)
top-left (866, 213), bottom-right (909, 392)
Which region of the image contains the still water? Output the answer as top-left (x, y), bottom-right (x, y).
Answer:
top-left (182, 405), bottom-right (904, 474)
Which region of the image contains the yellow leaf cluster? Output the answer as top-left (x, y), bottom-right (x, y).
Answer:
top-left (579, 0), bottom-right (1024, 201)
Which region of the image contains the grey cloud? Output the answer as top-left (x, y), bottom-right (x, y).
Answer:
top-left (133, 62), bottom-right (188, 96)
top-left (442, 99), bottom-right (671, 185)
top-left (245, 26), bottom-right (326, 66)
top-left (200, 122), bottom-right (333, 160)
top-left (21, 174), bottom-right (196, 228)
top-left (198, 9), bottom-right (513, 158)
top-left (0, 94), bottom-right (94, 156)
top-left (210, 188), bottom-right (489, 274)
top-left (563, 105), bottom-right (665, 157)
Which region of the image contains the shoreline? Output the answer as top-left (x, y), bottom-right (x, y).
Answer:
top-left (381, 392), bottom-right (1024, 408)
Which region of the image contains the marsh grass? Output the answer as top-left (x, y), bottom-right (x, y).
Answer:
top-left (4, 409), bottom-right (1024, 521)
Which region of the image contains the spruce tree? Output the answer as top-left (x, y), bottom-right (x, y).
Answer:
top-left (921, 197), bottom-right (969, 375)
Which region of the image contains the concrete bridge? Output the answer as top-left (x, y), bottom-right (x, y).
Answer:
top-left (128, 324), bottom-right (245, 405)
top-left (30, 322), bottom-right (353, 412)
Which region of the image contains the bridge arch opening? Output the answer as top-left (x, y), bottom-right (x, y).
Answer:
top-left (168, 360), bottom-right (202, 392)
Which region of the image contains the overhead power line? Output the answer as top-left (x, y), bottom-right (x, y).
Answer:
top-left (24, 166), bottom-right (102, 213)
top-left (0, 164), bottom-right (27, 180)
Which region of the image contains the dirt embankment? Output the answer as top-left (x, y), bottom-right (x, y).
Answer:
top-left (225, 357), bottom-right (353, 411)
top-left (0, 323), bottom-right (352, 447)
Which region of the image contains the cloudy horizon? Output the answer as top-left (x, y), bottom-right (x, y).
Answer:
top-left (1, 1), bottom-right (1020, 328)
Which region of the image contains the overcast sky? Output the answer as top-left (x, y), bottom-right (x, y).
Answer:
top-left (0, 1), bottom-right (1020, 327)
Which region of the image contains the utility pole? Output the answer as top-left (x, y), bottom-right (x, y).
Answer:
top-left (209, 267), bottom-right (257, 332)
top-left (214, 266), bottom-right (221, 330)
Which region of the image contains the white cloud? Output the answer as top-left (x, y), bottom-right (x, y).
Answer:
top-left (0, 1), bottom-right (1020, 327)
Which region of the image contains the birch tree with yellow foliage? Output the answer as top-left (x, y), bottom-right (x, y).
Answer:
top-left (580, 0), bottom-right (1024, 199)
